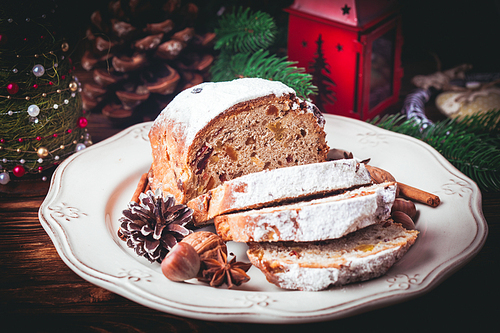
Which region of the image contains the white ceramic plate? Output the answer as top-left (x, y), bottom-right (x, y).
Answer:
top-left (39, 114), bottom-right (488, 323)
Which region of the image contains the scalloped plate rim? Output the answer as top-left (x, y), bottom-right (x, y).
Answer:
top-left (38, 114), bottom-right (488, 323)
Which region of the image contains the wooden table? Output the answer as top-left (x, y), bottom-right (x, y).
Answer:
top-left (1, 109), bottom-right (499, 332)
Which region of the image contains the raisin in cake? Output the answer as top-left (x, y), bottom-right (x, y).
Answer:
top-left (148, 78), bottom-right (329, 204)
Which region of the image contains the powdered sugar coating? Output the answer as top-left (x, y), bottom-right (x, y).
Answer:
top-left (228, 183), bottom-right (396, 242)
top-left (276, 248), bottom-right (399, 291)
top-left (152, 78), bottom-right (296, 148)
top-left (228, 159), bottom-right (371, 210)
top-left (247, 222), bottom-right (419, 291)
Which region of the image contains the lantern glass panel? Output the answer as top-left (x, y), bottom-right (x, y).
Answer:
top-left (369, 28), bottom-right (396, 109)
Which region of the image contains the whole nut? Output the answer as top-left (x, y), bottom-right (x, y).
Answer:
top-left (365, 165), bottom-right (400, 197)
top-left (392, 211), bottom-right (416, 230)
top-left (365, 165), bottom-right (396, 183)
top-left (181, 231), bottom-right (227, 261)
top-left (161, 242), bottom-right (200, 282)
top-left (392, 198), bottom-right (417, 219)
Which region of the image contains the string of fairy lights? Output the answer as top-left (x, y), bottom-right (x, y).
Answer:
top-left (0, 1), bottom-right (91, 186)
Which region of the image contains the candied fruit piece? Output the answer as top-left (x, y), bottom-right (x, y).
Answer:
top-left (354, 244), bottom-right (375, 252)
top-left (251, 156), bottom-right (265, 169)
top-left (225, 146), bottom-right (238, 161)
top-left (206, 176), bottom-right (216, 191)
top-left (267, 121), bottom-right (285, 141)
top-left (194, 146), bottom-right (214, 174)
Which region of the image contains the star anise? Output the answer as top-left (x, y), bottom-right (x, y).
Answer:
top-left (200, 248), bottom-right (252, 288)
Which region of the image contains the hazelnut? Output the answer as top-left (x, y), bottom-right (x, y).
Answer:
top-left (161, 242), bottom-right (200, 282)
top-left (392, 198), bottom-right (417, 219)
top-left (392, 211), bottom-right (416, 230)
top-left (181, 231), bottom-right (227, 261)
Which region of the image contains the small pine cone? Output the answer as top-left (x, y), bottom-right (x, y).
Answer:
top-left (118, 189), bottom-right (193, 263)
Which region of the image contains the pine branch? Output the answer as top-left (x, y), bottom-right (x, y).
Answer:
top-left (210, 49), bottom-right (317, 99)
top-left (214, 7), bottom-right (277, 53)
top-left (211, 7), bottom-right (316, 100)
top-left (370, 111), bottom-right (500, 192)
top-left (447, 109), bottom-right (500, 136)
top-left (209, 49), bottom-right (235, 82)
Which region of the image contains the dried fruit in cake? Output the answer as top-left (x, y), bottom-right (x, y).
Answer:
top-left (247, 222), bottom-right (419, 291)
top-left (148, 78), bottom-right (329, 204)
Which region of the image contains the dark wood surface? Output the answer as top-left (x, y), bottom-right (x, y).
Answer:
top-left (2, 118), bottom-right (499, 333)
top-left (1, 69), bottom-right (499, 332)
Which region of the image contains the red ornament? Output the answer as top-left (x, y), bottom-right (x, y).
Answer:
top-left (7, 82), bottom-right (19, 94)
top-left (0, 138), bottom-right (4, 143)
top-left (18, 138), bottom-right (24, 143)
top-left (33, 84), bottom-right (39, 89)
top-left (67, 129), bottom-right (72, 134)
top-left (52, 133), bottom-right (58, 138)
top-left (36, 136), bottom-right (42, 141)
top-left (38, 166), bottom-right (43, 172)
top-left (77, 117), bottom-right (88, 128)
top-left (13, 165), bottom-right (26, 177)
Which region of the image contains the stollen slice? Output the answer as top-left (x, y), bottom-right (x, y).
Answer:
top-left (214, 182), bottom-right (397, 242)
top-left (247, 221), bottom-right (419, 291)
top-left (188, 159), bottom-right (372, 225)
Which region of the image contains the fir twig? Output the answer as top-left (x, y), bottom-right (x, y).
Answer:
top-left (211, 49), bottom-right (317, 99)
top-left (211, 7), bottom-right (316, 100)
top-left (370, 110), bottom-right (500, 192)
top-left (214, 7), bottom-right (277, 53)
top-left (209, 49), bottom-right (236, 82)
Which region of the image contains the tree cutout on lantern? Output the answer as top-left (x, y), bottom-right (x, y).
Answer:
top-left (286, 0), bottom-right (403, 120)
top-left (309, 34), bottom-right (336, 112)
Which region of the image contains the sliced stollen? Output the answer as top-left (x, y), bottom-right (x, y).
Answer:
top-left (214, 182), bottom-right (397, 242)
top-left (247, 222), bottom-right (419, 291)
top-left (148, 78), bottom-right (329, 204)
top-left (187, 159), bottom-right (372, 225)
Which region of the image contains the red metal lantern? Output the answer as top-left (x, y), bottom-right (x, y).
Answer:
top-left (286, 0), bottom-right (404, 120)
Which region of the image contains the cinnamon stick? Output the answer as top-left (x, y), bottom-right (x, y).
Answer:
top-left (365, 165), bottom-right (440, 207)
top-left (398, 183), bottom-right (441, 207)
top-left (131, 172), bottom-right (149, 203)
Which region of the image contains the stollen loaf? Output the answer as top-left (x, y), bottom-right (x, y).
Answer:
top-left (148, 78), bottom-right (329, 204)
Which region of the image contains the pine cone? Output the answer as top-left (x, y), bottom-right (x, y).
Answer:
top-left (80, 0), bottom-right (215, 124)
top-left (118, 188), bottom-right (193, 263)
